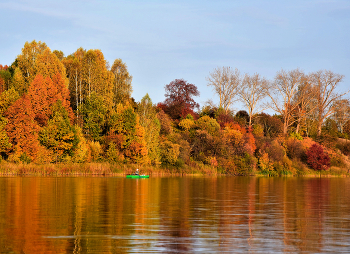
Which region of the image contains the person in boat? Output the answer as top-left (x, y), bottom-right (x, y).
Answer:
top-left (135, 168), bottom-right (139, 175)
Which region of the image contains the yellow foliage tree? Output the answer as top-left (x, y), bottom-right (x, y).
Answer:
top-left (159, 140), bottom-right (180, 165)
top-left (17, 40), bottom-right (48, 84)
top-left (179, 118), bottom-right (195, 131)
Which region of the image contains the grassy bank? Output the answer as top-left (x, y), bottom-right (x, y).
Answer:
top-left (0, 162), bottom-right (349, 177)
top-left (0, 162), bottom-right (221, 177)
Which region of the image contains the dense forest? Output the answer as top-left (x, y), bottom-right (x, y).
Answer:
top-left (0, 40), bottom-right (350, 175)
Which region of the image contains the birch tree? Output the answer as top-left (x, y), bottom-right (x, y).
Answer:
top-left (111, 59), bottom-right (133, 105)
top-left (17, 40), bottom-right (47, 84)
top-left (137, 94), bottom-right (160, 165)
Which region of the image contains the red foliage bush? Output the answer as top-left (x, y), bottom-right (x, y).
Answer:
top-left (217, 113), bottom-right (235, 128)
top-left (306, 143), bottom-right (330, 171)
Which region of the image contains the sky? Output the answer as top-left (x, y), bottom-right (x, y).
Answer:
top-left (1, 0), bottom-right (349, 112)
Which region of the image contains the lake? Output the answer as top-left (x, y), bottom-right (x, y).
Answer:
top-left (0, 176), bottom-right (350, 253)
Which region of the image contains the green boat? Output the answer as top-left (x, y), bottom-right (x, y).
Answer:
top-left (126, 175), bottom-right (149, 179)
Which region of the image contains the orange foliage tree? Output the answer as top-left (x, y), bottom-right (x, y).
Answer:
top-left (28, 73), bottom-right (74, 127)
top-left (4, 95), bottom-right (41, 162)
top-left (0, 77), bottom-right (4, 94)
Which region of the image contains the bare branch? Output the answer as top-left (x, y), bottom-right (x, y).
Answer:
top-left (239, 73), bottom-right (270, 127)
top-left (206, 67), bottom-right (241, 113)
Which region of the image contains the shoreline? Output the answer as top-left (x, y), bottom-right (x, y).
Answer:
top-left (0, 162), bottom-right (349, 177)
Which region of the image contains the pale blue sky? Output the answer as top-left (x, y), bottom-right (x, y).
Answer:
top-left (1, 0), bottom-right (349, 111)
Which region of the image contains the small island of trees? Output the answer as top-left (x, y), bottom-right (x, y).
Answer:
top-left (0, 40), bottom-right (349, 176)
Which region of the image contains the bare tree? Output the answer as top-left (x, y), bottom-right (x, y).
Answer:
top-left (310, 70), bottom-right (347, 136)
top-left (332, 99), bottom-right (350, 134)
top-left (268, 69), bottom-right (308, 135)
top-left (206, 67), bottom-right (241, 113)
top-left (292, 75), bottom-right (317, 134)
top-left (239, 73), bottom-right (269, 127)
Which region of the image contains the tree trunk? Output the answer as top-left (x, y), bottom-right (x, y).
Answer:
top-left (317, 122), bottom-right (322, 136)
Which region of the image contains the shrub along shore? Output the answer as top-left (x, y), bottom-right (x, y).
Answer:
top-left (0, 162), bottom-right (349, 177)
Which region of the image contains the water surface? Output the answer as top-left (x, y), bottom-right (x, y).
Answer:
top-left (0, 176), bottom-right (349, 253)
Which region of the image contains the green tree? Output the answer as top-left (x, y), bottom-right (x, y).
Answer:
top-left (159, 140), bottom-right (180, 165)
top-left (0, 69), bottom-right (11, 91)
top-left (79, 92), bottom-right (109, 142)
top-left (0, 116), bottom-right (11, 156)
top-left (39, 101), bottom-right (79, 162)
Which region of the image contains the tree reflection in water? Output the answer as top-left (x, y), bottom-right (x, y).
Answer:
top-left (0, 176), bottom-right (349, 253)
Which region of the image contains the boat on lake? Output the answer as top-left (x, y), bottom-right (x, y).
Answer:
top-left (126, 175), bottom-right (149, 179)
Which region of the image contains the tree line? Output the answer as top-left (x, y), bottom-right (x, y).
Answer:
top-left (0, 40), bottom-right (349, 175)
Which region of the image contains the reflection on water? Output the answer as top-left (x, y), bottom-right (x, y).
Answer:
top-left (0, 177), bottom-right (350, 253)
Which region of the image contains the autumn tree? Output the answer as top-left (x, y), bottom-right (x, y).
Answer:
top-left (268, 69), bottom-right (308, 135)
top-left (196, 115), bottom-right (220, 136)
top-left (239, 73), bottom-right (269, 127)
top-left (159, 139), bottom-right (180, 165)
top-left (254, 113), bottom-right (283, 138)
top-left (137, 94), bottom-right (161, 165)
top-left (35, 48), bottom-right (67, 81)
top-left (16, 41), bottom-right (68, 100)
top-left (206, 67), bottom-right (241, 113)
top-left (63, 48), bottom-right (85, 114)
top-left (53, 50), bottom-right (64, 61)
top-left (83, 50), bottom-right (95, 98)
top-left (163, 79), bottom-right (200, 119)
top-left (17, 40), bottom-right (48, 84)
top-left (107, 105), bottom-right (148, 164)
top-left (111, 59), bottom-right (133, 104)
top-left (79, 92), bottom-right (109, 142)
top-left (10, 67), bottom-right (26, 95)
top-left (82, 49), bottom-right (113, 100)
top-left (0, 88), bottom-right (20, 115)
top-left (27, 74), bottom-right (56, 126)
top-left (0, 65), bottom-right (8, 70)
top-left (0, 68), bottom-right (11, 91)
top-left (157, 110), bottom-right (173, 135)
top-left (27, 73), bottom-right (73, 127)
top-left (0, 117), bottom-right (11, 157)
top-left (310, 70), bottom-right (347, 136)
top-left (39, 101), bottom-right (79, 162)
top-left (4, 95), bottom-right (41, 162)
top-left (0, 77), bottom-right (4, 94)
